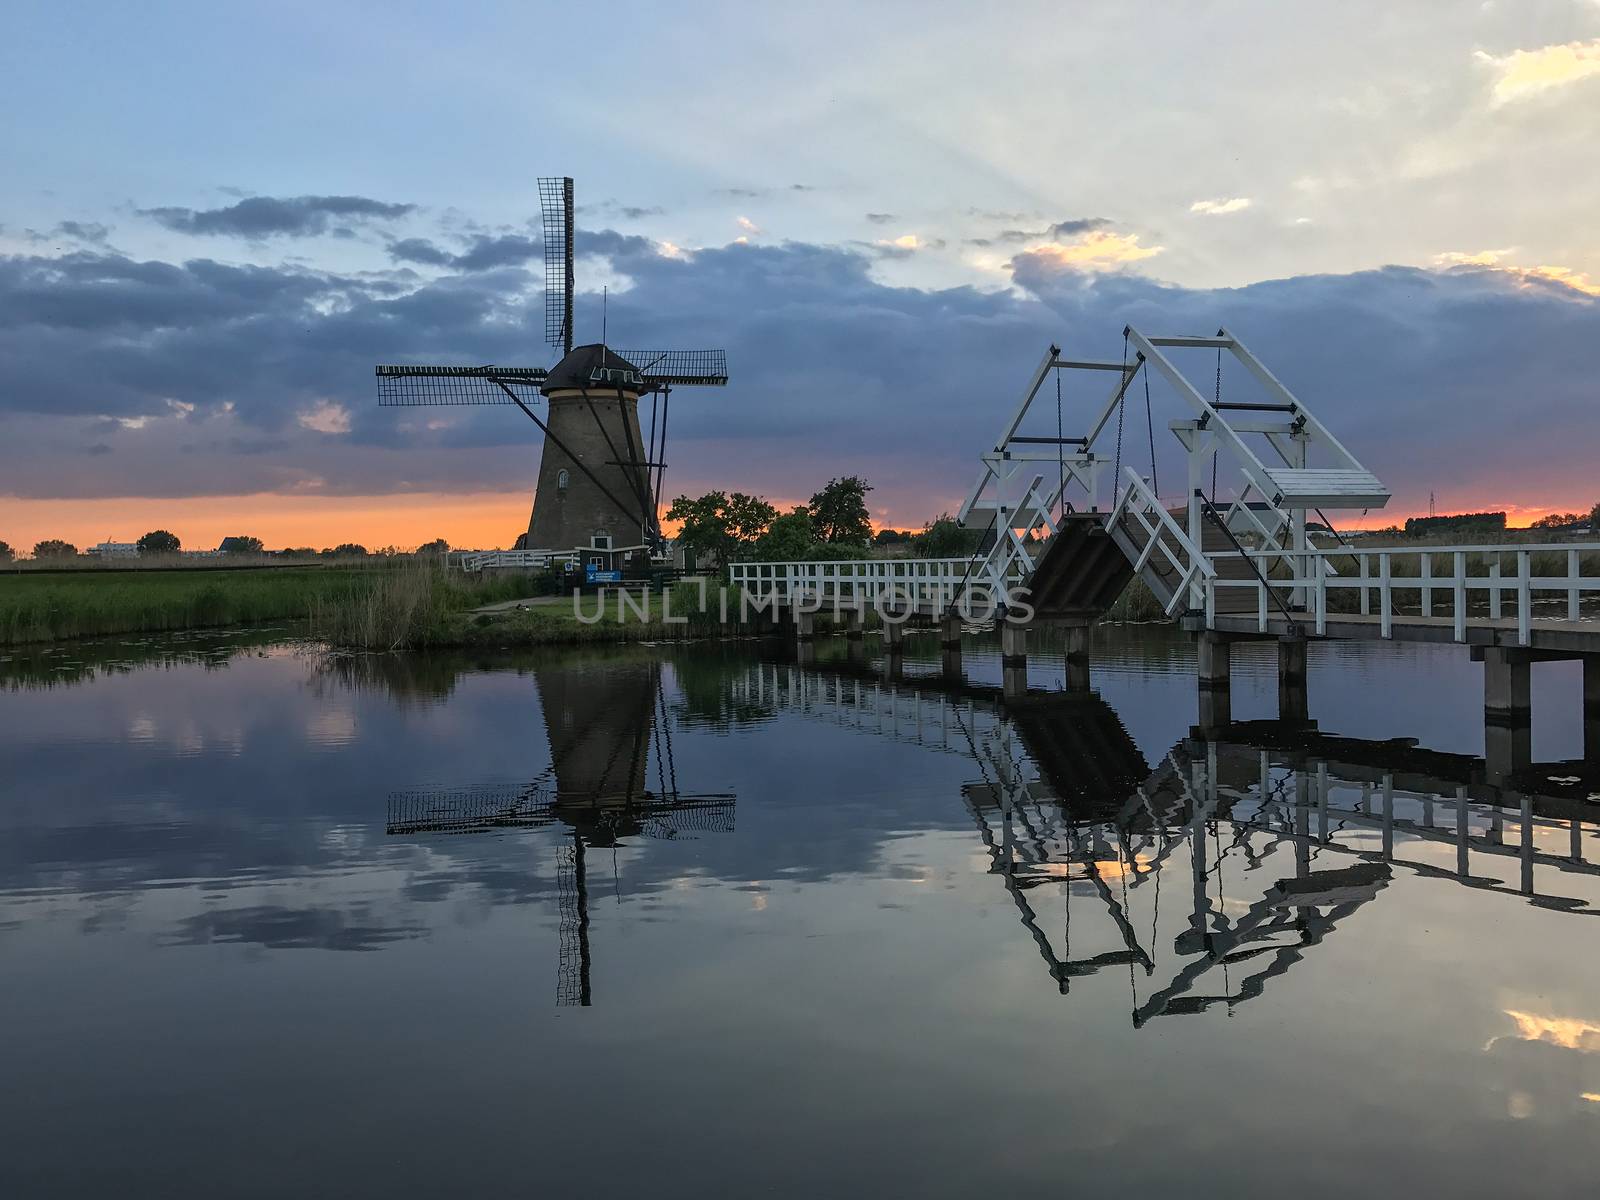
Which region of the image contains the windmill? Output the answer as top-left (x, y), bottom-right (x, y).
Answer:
top-left (376, 176), bottom-right (729, 557)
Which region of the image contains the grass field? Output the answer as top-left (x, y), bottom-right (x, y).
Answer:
top-left (0, 565), bottom-right (546, 647)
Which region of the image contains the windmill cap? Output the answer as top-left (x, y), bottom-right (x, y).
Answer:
top-left (543, 344), bottom-right (645, 392)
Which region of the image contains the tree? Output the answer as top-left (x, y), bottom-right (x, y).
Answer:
top-left (1591, 502), bottom-right (1600, 534)
top-left (325, 543), bottom-right (369, 558)
top-left (417, 538), bottom-right (450, 556)
top-left (223, 536), bottom-right (264, 554)
top-left (914, 513), bottom-right (981, 558)
top-left (666, 491), bottom-right (777, 568)
top-left (873, 528), bottom-right (910, 545)
top-left (137, 529), bottom-right (181, 555)
top-left (808, 476), bottom-right (873, 546)
top-left (753, 508), bottom-right (816, 561)
top-left (1531, 512), bottom-right (1583, 530)
top-left (32, 539), bottom-right (77, 560)
top-left (0, 540), bottom-right (12, 564)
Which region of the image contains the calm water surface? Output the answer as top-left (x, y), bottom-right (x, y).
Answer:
top-left (2, 625), bottom-right (1598, 1197)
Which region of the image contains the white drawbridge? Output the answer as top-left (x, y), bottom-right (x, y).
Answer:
top-left (733, 324), bottom-right (1600, 648)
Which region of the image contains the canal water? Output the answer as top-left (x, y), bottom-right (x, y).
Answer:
top-left (2, 625), bottom-right (1598, 1197)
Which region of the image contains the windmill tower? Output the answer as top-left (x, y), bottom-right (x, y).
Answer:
top-left (376, 176), bottom-right (728, 558)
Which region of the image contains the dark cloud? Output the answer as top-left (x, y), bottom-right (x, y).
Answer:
top-left (0, 232), bottom-right (1595, 522)
top-left (715, 184), bottom-right (815, 199)
top-left (582, 201), bottom-right (666, 220)
top-left (969, 217), bottom-right (1112, 246)
top-left (387, 233), bottom-right (544, 272)
top-left (55, 220), bottom-right (112, 245)
top-left (388, 237), bottom-right (455, 267)
top-left (140, 194), bottom-right (415, 238)
top-left (865, 213), bottom-right (895, 224)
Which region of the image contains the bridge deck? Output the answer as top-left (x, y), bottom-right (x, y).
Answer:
top-left (1199, 610), bottom-right (1600, 654)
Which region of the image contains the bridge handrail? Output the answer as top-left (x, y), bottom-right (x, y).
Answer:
top-left (730, 556), bottom-right (998, 609)
top-left (459, 549), bottom-right (581, 572)
top-left (1199, 541), bottom-right (1600, 643)
top-left (1109, 467), bottom-right (1216, 615)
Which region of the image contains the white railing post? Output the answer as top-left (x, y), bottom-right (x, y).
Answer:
top-left (1453, 551), bottom-right (1466, 642)
top-left (1315, 554), bottom-right (1327, 635)
top-left (1517, 550), bottom-right (1531, 646)
top-left (1359, 555), bottom-right (1370, 616)
top-left (1379, 552), bottom-right (1392, 638)
top-left (1420, 552), bottom-right (1432, 618)
top-left (1569, 549), bottom-right (1581, 622)
top-left (1489, 557), bottom-right (1502, 620)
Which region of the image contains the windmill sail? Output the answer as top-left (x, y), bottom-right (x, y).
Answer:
top-left (375, 364), bottom-right (548, 406)
top-left (539, 175), bottom-right (574, 355)
top-left (615, 349), bottom-right (729, 387)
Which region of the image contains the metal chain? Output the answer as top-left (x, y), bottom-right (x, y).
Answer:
top-left (1143, 365), bottom-right (1159, 501)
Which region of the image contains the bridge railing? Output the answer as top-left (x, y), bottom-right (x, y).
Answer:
top-left (1108, 468), bottom-right (1216, 615)
top-left (729, 557), bottom-right (998, 612)
top-left (1203, 542), bottom-right (1600, 643)
top-left (458, 550), bottom-right (581, 572)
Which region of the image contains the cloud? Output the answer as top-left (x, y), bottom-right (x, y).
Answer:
top-left (583, 201), bottom-right (666, 220)
top-left (1190, 197), bottom-right (1253, 216)
top-left (873, 233), bottom-right (947, 258)
top-left (1475, 38), bottom-right (1600, 105)
top-left (386, 233), bottom-right (540, 271)
top-left (298, 400), bottom-right (352, 434)
top-left (388, 237), bottom-right (455, 267)
top-left (1435, 249), bottom-right (1600, 297)
top-left (971, 217), bottom-right (1113, 247)
top-left (55, 221), bottom-right (112, 245)
top-left (1010, 230), bottom-right (1162, 271)
top-left (864, 212), bottom-right (896, 224)
top-left (1, 231), bottom-right (1597, 528)
top-left (140, 194), bottom-right (416, 238)
top-left (735, 216), bottom-right (762, 235)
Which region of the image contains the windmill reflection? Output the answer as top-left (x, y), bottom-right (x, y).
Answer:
top-left (386, 658), bottom-right (734, 1007)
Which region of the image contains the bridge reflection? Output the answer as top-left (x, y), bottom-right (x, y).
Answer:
top-left (738, 647), bottom-right (1600, 1026)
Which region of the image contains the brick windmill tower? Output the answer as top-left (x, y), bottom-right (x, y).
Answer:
top-left (377, 177), bottom-right (728, 560)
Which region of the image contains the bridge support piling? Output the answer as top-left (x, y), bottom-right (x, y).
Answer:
top-left (1064, 623), bottom-right (1092, 693)
top-left (1278, 637), bottom-right (1309, 725)
top-left (791, 606), bottom-right (815, 644)
top-left (940, 613), bottom-right (963, 649)
top-left (1584, 656), bottom-right (1600, 761)
top-left (940, 612), bottom-right (964, 681)
top-left (844, 605), bottom-right (865, 640)
top-left (883, 619), bottom-right (905, 652)
top-left (1483, 648), bottom-right (1532, 724)
top-left (1483, 647), bottom-right (1533, 783)
top-left (1001, 622), bottom-right (1028, 699)
top-left (1197, 633), bottom-right (1232, 731)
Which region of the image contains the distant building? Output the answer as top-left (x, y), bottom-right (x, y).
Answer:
top-left (85, 541), bottom-right (138, 559)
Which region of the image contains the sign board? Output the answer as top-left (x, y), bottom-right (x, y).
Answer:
top-left (586, 567), bottom-right (623, 583)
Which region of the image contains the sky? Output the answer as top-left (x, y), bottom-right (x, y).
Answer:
top-left (2, 0), bottom-right (1598, 552)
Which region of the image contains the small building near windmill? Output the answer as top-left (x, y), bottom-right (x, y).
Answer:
top-left (526, 344), bottom-right (657, 568)
top-left (86, 540), bottom-right (139, 559)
